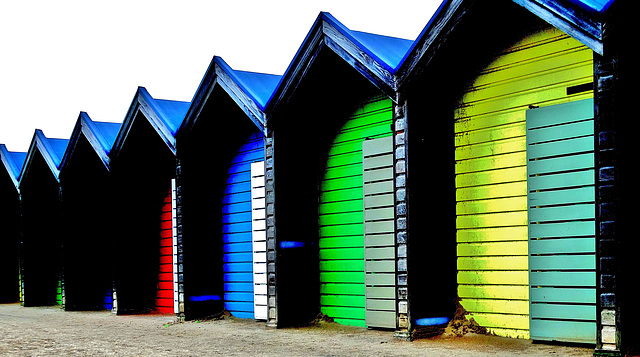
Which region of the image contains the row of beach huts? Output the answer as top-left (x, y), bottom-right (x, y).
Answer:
top-left (0, 0), bottom-right (636, 355)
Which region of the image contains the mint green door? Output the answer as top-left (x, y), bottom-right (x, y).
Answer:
top-left (363, 136), bottom-right (396, 329)
top-left (527, 99), bottom-right (596, 344)
top-left (318, 96), bottom-right (393, 328)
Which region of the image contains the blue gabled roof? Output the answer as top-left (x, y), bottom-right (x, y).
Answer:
top-left (19, 130), bottom-right (70, 183)
top-left (568, 0), bottom-right (615, 12)
top-left (0, 144), bottom-right (27, 190)
top-left (151, 98), bottom-right (191, 136)
top-left (398, 0), bottom-right (614, 85)
top-left (349, 30), bottom-right (414, 72)
top-left (48, 138), bottom-right (68, 166)
top-left (60, 112), bottom-right (122, 172)
top-left (178, 56), bottom-right (281, 139)
top-left (231, 69), bottom-right (281, 110)
top-left (266, 12), bottom-right (413, 114)
top-left (111, 87), bottom-right (190, 158)
top-left (92, 121), bottom-right (121, 155)
top-left (320, 13), bottom-right (413, 72)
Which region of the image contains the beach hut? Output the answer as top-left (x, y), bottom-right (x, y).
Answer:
top-left (59, 112), bottom-right (121, 311)
top-left (18, 130), bottom-right (69, 307)
top-left (395, 0), bottom-right (633, 354)
top-left (108, 87), bottom-right (189, 315)
top-left (264, 12), bottom-right (413, 332)
top-left (0, 145), bottom-right (27, 303)
top-left (175, 56), bottom-right (280, 320)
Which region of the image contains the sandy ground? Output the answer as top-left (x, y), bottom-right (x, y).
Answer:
top-left (0, 303), bottom-right (593, 356)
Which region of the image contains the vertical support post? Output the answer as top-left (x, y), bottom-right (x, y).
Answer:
top-left (264, 135), bottom-right (278, 328)
top-left (593, 49), bottom-right (620, 356)
top-left (57, 185), bottom-right (65, 309)
top-left (171, 178), bottom-right (182, 317)
top-left (174, 159), bottom-right (185, 319)
top-left (393, 93), bottom-right (411, 340)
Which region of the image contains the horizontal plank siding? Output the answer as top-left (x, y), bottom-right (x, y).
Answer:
top-left (527, 98), bottom-right (596, 344)
top-left (319, 96), bottom-right (393, 328)
top-left (156, 188), bottom-right (174, 313)
top-left (223, 133), bottom-right (265, 319)
top-left (455, 26), bottom-right (593, 339)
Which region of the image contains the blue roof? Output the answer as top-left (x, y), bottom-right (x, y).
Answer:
top-left (350, 30), bottom-right (414, 71)
top-left (398, 0), bottom-right (613, 83)
top-left (111, 87), bottom-right (190, 158)
top-left (230, 69), bottom-right (281, 110)
top-left (92, 121), bottom-right (121, 155)
top-left (60, 112), bottom-right (123, 172)
top-left (48, 138), bottom-right (69, 167)
top-left (178, 56), bottom-right (281, 139)
top-left (19, 130), bottom-right (70, 183)
top-left (151, 98), bottom-right (191, 136)
top-left (319, 12), bottom-right (413, 72)
top-left (0, 144), bottom-right (27, 189)
top-left (568, 0), bottom-right (615, 12)
top-left (8, 152), bottom-right (27, 178)
top-left (266, 12), bottom-right (413, 113)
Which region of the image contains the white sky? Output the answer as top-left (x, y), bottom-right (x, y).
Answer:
top-left (0, 0), bottom-right (442, 152)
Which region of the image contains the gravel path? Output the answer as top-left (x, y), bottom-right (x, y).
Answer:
top-left (0, 304), bottom-right (593, 356)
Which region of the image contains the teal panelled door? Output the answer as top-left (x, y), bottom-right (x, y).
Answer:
top-left (526, 99), bottom-right (596, 344)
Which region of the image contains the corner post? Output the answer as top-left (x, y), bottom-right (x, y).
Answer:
top-left (174, 159), bottom-right (185, 319)
top-left (393, 92), bottom-right (411, 340)
top-left (593, 21), bottom-right (620, 355)
top-left (264, 135), bottom-right (278, 328)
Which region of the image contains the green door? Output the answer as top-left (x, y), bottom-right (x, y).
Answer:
top-left (318, 96), bottom-right (393, 327)
top-left (527, 99), bottom-right (596, 344)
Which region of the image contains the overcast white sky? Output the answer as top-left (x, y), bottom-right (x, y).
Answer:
top-left (0, 0), bottom-right (441, 152)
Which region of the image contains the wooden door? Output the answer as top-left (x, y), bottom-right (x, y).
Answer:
top-left (526, 99), bottom-right (596, 343)
top-left (363, 136), bottom-right (396, 328)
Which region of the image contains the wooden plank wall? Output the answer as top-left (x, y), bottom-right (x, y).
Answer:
top-left (251, 161), bottom-right (268, 320)
top-left (171, 179), bottom-right (179, 314)
top-left (362, 136), bottom-right (396, 329)
top-left (454, 26), bottom-right (593, 339)
top-left (156, 187), bottom-right (175, 314)
top-left (527, 99), bottom-right (596, 343)
top-left (318, 96), bottom-right (393, 327)
top-left (222, 133), bottom-right (265, 319)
